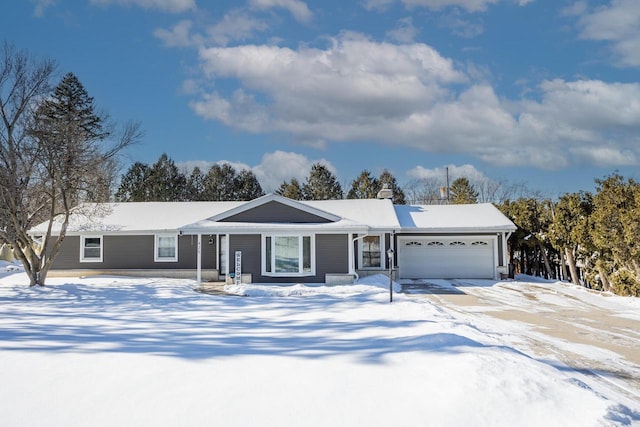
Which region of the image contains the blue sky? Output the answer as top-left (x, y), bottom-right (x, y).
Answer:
top-left (5, 0), bottom-right (640, 197)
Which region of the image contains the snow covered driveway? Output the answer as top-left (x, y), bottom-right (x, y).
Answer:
top-left (0, 269), bottom-right (639, 426)
top-left (404, 277), bottom-right (640, 403)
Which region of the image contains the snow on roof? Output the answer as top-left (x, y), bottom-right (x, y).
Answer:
top-left (394, 203), bottom-right (517, 232)
top-left (31, 199), bottom-right (514, 236)
top-left (30, 202), bottom-right (244, 235)
top-left (303, 198), bottom-right (400, 230)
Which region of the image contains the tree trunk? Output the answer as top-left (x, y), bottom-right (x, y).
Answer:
top-left (537, 240), bottom-right (554, 279)
top-left (564, 247), bottom-right (581, 287)
top-left (560, 250), bottom-right (568, 281)
top-left (596, 263), bottom-right (611, 292)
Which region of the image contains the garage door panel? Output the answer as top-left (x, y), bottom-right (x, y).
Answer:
top-left (398, 237), bottom-right (495, 279)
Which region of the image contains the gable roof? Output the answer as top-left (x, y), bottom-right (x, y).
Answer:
top-left (394, 203), bottom-right (517, 232)
top-left (205, 194), bottom-right (342, 223)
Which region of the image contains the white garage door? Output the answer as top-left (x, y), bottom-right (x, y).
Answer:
top-left (398, 237), bottom-right (495, 279)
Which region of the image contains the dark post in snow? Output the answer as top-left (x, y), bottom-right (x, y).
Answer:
top-left (387, 248), bottom-right (394, 303)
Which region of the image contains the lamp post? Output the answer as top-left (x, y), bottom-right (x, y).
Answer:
top-left (387, 248), bottom-right (394, 303)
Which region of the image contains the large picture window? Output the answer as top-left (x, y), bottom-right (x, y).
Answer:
top-left (80, 235), bottom-right (103, 262)
top-left (360, 234), bottom-right (382, 269)
top-left (263, 235), bottom-right (314, 276)
top-left (155, 234), bottom-right (178, 262)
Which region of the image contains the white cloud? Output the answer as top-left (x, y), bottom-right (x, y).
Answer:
top-left (575, 0), bottom-right (640, 67)
top-left (90, 0), bottom-right (196, 13)
top-left (154, 20), bottom-right (199, 47)
top-left (187, 32), bottom-right (640, 170)
top-left (249, 0), bottom-right (312, 23)
top-left (364, 0), bottom-right (532, 12)
top-left (179, 151), bottom-right (334, 193)
top-left (387, 17), bottom-right (419, 43)
top-left (192, 32), bottom-right (466, 140)
top-left (407, 164), bottom-right (490, 182)
top-left (252, 151), bottom-right (335, 192)
top-left (206, 9), bottom-right (269, 46)
top-left (31, 0), bottom-right (55, 17)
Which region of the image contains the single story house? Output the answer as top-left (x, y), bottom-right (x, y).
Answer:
top-left (31, 193), bottom-right (516, 283)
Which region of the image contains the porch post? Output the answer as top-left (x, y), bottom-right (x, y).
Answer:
top-left (197, 233), bottom-right (202, 283)
top-left (348, 233), bottom-right (355, 275)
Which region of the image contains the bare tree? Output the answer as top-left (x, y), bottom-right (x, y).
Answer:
top-left (0, 44), bottom-right (141, 286)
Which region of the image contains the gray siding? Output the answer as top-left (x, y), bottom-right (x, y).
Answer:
top-left (51, 234), bottom-right (217, 270)
top-left (228, 233), bottom-right (348, 283)
top-left (316, 234), bottom-right (349, 278)
top-left (222, 201), bottom-right (332, 223)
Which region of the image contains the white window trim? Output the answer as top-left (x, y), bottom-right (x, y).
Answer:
top-left (262, 233), bottom-right (315, 277)
top-left (358, 233), bottom-right (384, 270)
top-left (80, 235), bottom-right (103, 263)
top-left (154, 234), bottom-right (178, 262)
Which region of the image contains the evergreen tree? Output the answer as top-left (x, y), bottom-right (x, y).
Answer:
top-left (347, 170), bottom-right (379, 199)
top-left (500, 198), bottom-right (555, 278)
top-left (147, 153), bottom-right (187, 201)
top-left (378, 169), bottom-right (406, 204)
top-left (591, 173), bottom-right (640, 292)
top-left (548, 192), bottom-right (594, 287)
top-left (449, 177), bottom-right (478, 204)
top-left (302, 163), bottom-right (343, 200)
top-left (235, 169), bottom-right (264, 200)
top-left (115, 162), bottom-right (152, 202)
top-left (276, 178), bottom-right (304, 200)
top-left (185, 166), bottom-right (206, 201)
top-left (203, 163), bottom-right (237, 201)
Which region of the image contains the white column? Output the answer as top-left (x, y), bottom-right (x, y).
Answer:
top-left (348, 233), bottom-right (354, 275)
top-left (196, 234), bottom-right (202, 283)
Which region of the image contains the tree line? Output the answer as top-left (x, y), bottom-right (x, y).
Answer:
top-left (499, 173), bottom-right (640, 297)
top-left (115, 155), bottom-right (409, 204)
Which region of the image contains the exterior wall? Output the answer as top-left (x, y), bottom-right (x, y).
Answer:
top-left (228, 233), bottom-right (348, 283)
top-left (51, 234), bottom-right (217, 271)
top-left (222, 201), bottom-right (332, 223)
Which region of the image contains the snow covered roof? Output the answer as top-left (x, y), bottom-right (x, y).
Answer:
top-left (394, 203), bottom-right (517, 232)
top-left (30, 198), bottom-right (514, 236)
top-left (29, 202), bottom-right (244, 235)
top-left (302, 198), bottom-right (400, 230)
top-left (178, 196), bottom-right (397, 233)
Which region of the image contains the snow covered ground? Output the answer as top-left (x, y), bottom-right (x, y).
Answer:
top-left (0, 261), bottom-right (639, 426)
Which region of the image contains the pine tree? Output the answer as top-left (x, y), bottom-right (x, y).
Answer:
top-left (449, 177), bottom-right (478, 204)
top-left (302, 163), bottom-right (343, 200)
top-left (147, 153), bottom-right (187, 201)
top-left (185, 166), bottom-right (206, 201)
top-left (235, 169), bottom-right (264, 201)
top-left (347, 170), bottom-right (379, 199)
top-left (203, 163), bottom-right (238, 201)
top-left (592, 174), bottom-right (640, 287)
top-left (115, 162), bottom-right (152, 202)
top-left (378, 169), bottom-right (406, 204)
top-left (276, 178), bottom-right (304, 200)
top-left (548, 192), bottom-right (594, 287)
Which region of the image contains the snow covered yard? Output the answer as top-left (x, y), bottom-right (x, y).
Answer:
top-left (0, 265), bottom-right (639, 426)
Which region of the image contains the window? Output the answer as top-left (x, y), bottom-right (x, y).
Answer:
top-left (80, 236), bottom-right (102, 262)
top-left (155, 234), bottom-right (178, 262)
top-left (263, 235), bottom-right (314, 276)
top-left (427, 241), bottom-right (444, 246)
top-left (360, 235), bottom-right (382, 269)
